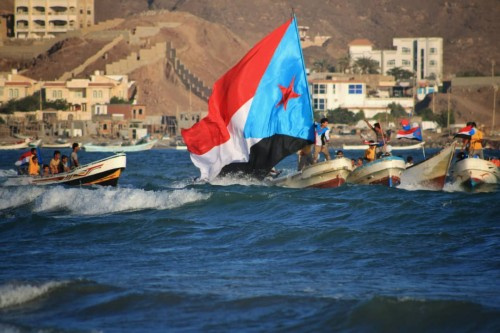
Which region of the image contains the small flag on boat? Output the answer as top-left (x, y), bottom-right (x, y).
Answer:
top-left (181, 16), bottom-right (314, 180)
top-left (400, 119), bottom-right (411, 131)
top-left (397, 126), bottom-right (422, 141)
top-left (453, 125), bottom-right (475, 139)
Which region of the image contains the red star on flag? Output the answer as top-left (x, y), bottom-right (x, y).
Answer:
top-left (276, 76), bottom-right (301, 110)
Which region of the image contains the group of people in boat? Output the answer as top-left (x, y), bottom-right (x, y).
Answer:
top-left (297, 118), bottom-right (393, 172)
top-left (16, 143), bottom-right (80, 177)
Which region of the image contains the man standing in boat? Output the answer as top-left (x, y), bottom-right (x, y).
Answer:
top-left (468, 122), bottom-right (484, 159)
top-left (71, 143), bottom-right (80, 168)
top-left (313, 118), bottom-right (331, 163)
top-left (364, 120), bottom-right (387, 155)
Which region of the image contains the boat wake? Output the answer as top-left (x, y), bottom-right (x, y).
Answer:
top-left (0, 169), bottom-right (17, 178)
top-left (0, 186), bottom-right (210, 215)
top-left (0, 280), bottom-right (68, 309)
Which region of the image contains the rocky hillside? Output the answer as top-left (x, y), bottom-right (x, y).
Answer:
top-left (94, 0), bottom-right (500, 77)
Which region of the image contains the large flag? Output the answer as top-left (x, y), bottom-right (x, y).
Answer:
top-left (397, 126), bottom-right (422, 141)
top-left (181, 16), bottom-right (314, 180)
top-left (454, 125), bottom-right (475, 139)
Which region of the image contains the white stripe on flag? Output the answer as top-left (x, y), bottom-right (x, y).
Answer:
top-left (190, 98), bottom-right (262, 180)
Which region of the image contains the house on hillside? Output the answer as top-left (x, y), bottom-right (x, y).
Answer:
top-left (0, 69), bottom-right (41, 105)
top-left (13, 0), bottom-right (95, 39)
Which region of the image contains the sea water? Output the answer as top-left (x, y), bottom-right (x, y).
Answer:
top-left (0, 148), bottom-right (499, 332)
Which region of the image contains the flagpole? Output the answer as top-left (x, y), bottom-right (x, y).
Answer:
top-left (292, 14), bottom-right (313, 123)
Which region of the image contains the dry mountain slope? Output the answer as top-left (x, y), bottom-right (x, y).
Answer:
top-left (96, 0), bottom-right (500, 76)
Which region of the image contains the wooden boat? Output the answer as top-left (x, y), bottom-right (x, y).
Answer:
top-left (342, 141), bottom-right (425, 151)
top-left (401, 142), bottom-right (457, 190)
top-left (450, 157), bottom-right (499, 191)
top-left (83, 139), bottom-right (157, 152)
top-left (347, 155), bottom-right (406, 187)
top-left (8, 153), bottom-right (126, 187)
top-left (270, 157), bottom-right (353, 188)
top-left (0, 138), bottom-right (31, 150)
top-left (28, 139), bottom-right (42, 148)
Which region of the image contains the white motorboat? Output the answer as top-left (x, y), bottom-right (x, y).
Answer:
top-left (6, 153), bottom-right (126, 187)
top-left (83, 139), bottom-right (157, 152)
top-left (28, 139), bottom-right (43, 148)
top-left (0, 138), bottom-right (31, 150)
top-left (401, 142), bottom-right (456, 190)
top-left (270, 157), bottom-right (353, 188)
top-left (347, 156), bottom-right (406, 187)
top-left (450, 157), bottom-right (499, 191)
top-left (342, 141), bottom-right (425, 151)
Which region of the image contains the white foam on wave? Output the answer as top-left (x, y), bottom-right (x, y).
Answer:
top-left (443, 181), bottom-right (464, 193)
top-left (209, 173), bottom-right (267, 187)
top-left (0, 281), bottom-right (67, 309)
top-left (33, 187), bottom-right (211, 215)
top-left (0, 169), bottom-right (17, 177)
top-left (0, 186), bottom-right (45, 210)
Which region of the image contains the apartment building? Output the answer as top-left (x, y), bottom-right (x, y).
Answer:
top-left (309, 75), bottom-right (414, 118)
top-left (14, 0), bottom-right (94, 39)
top-left (44, 72), bottom-right (133, 112)
top-left (349, 37), bottom-right (443, 83)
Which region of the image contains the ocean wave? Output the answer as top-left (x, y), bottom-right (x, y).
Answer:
top-left (0, 169), bottom-right (17, 178)
top-left (0, 186), bottom-right (210, 215)
top-left (0, 281), bottom-right (68, 309)
top-left (209, 173), bottom-right (267, 187)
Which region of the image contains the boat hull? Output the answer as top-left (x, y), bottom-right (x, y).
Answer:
top-left (347, 156), bottom-right (406, 187)
top-left (271, 158), bottom-right (353, 189)
top-left (12, 153), bottom-right (127, 187)
top-left (401, 143), bottom-right (456, 190)
top-left (83, 140), bottom-right (157, 152)
top-left (450, 158), bottom-right (499, 191)
top-left (0, 138), bottom-right (30, 150)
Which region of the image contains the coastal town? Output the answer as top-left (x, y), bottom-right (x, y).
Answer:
top-left (0, 0), bottom-right (498, 150)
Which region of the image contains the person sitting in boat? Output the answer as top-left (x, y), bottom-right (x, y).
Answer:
top-left (71, 143), bottom-right (80, 168)
top-left (364, 142), bottom-right (377, 162)
top-left (356, 158), bottom-right (363, 167)
top-left (351, 159), bottom-right (356, 169)
top-left (15, 148), bottom-right (37, 175)
top-left (28, 155), bottom-right (40, 176)
top-left (336, 150), bottom-right (344, 158)
top-left (456, 151), bottom-right (467, 162)
top-left (42, 164), bottom-right (51, 177)
top-left (405, 156), bottom-right (414, 168)
top-left (50, 150), bottom-right (62, 174)
top-left (313, 118), bottom-right (331, 163)
top-left (297, 145), bottom-right (314, 171)
top-left (469, 122), bottom-right (484, 159)
top-left (59, 155), bottom-right (70, 173)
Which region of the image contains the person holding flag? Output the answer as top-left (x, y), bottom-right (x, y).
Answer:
top-left (15, 148), bottom-right (37, 175)
top-left (181, 15), bottom-right (314, 180)
top-left (455, 122), bottom-right (483, 159)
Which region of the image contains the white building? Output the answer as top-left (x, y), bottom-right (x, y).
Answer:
top-left (310, 76), bottom-right (414, 119)
top-left (349, 37), bottom-right (443, 83)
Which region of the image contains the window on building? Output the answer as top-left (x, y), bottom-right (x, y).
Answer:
top-left (402, 60), bottom-right (411, 66)
top-left (429, 60), bottom-right (436, 66)
top-left (98, 90), bottom-right (103, 98)
top-left (74, 90), bottom-right (83, 98)
top-left (348, 84), bottom-right (363, 94)
top-left (387, 59), bottom-right (396, 66)
top-left (139, 109), bottom-right (143, 115)
top-left (103, 124), bottom-right (107, 130)
top-left (430, 47), bottom-right (437, 54)
top-left (402, 47), bottom-right (411, 54)
top-left (313, 83), bottom-right (326, 94)
top-left (313, 98), bottom-right (325, 110)
top-left (331, 84), bottom-right (336, 94)
top-left (8, 89), bottom-right (16, 98)
top-left (87, 10), bottom-right (91, 15)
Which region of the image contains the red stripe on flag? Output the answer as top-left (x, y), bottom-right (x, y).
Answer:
top-left (181, 19), bottom-right (293, 156)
